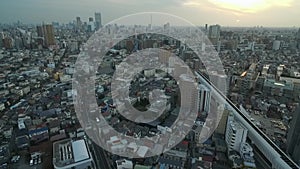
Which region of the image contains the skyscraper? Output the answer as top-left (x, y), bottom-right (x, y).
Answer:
top-left (36, 26), bottom-right (43, 37)
top-left (36, 24), bottom-right (56, 47)
top-left (208, 24), bottom-right (221, 45)
top-left (76, 16), bottom-right (82, 30)
top-left (95, 12), bottom-right (102, 30)
top-left (88, 17), bottom-right (95, 32)
top-left (297, 28), bottom-right (300, 49)
top-left (44, 24), bottom-right (55, 47)
top-left (287, 105), bottom-right (300, 165)
top-left (0, 32), bottom-right (4, 48)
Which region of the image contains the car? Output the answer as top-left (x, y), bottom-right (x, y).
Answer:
top-left (29, 159), bottom-right (33, 166)
top-left (0, 163), bottom-right (8, 169)
top-left (11, 155), bottom-right (21, 163)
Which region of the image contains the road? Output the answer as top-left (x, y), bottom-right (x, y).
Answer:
top-left (90, 141), bottom-right (112, 169)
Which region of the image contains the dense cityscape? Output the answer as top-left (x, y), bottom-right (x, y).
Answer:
top-left (0, 9), bottom-right (300, 169)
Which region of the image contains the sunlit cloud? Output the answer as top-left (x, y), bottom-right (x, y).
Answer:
top-left (183, 1), bottom-right (202, 6)
top-left (183, 0), bottom-right (295, 13)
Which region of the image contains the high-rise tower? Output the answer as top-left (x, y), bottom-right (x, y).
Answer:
top-left (208, 24), bottom-right (221, 45)
top-left (36, 24), bottom-right (55, 47)
top-left (76, 16), bottom-right (82, 30)
top-left (95, 12), bottom-right (102, 30)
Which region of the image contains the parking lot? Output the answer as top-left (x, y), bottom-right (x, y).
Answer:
top-left (10, 151), bottom-right (43, 169)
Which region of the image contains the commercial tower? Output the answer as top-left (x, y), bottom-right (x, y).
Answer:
top-left (95, 12), bottom-right (102, 30)
top-left (36, 24), bottom-right (56, 47)
top-left (76, 16), bottom-right (82, 30)
top-left (88, 17), bottom-right (95, 32)
top-left (208, 24), bottom-right (221, 45)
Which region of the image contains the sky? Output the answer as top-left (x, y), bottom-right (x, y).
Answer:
top-left (1, 0), bottom-right (300, 27)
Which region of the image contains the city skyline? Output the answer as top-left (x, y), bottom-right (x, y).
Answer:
top-left (1, 0), bottom-right (300, 27)
top-left (1, 1), bottom-right (300, 169)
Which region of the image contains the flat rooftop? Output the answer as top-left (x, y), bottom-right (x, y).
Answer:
top-left (53, 139), bottom-right (91, 168)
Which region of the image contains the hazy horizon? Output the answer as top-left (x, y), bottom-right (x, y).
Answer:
top-left (1, 0), bottom-right (300, 27)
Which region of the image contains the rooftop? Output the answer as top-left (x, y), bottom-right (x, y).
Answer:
top-left (53, 139), bottom-right (92, 168)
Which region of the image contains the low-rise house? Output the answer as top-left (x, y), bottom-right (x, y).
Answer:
top-left (48, 119), bottom-right (61, 134)
top-left (28, 126), bottom-right (49, 144)
top-left (16, 135), bottom-right (29, 149)
top-left (2, 125), bottom-right (13, 139)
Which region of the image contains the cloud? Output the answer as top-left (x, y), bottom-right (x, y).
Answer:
top-left (182, 0), bottom-right (295, 14)
top-left (0, 0), bottom-right (299, 27)
top-left (183, 1), bottom-right (202, 6)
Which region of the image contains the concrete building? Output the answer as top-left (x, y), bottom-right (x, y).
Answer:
top-left (287, 105), bottom-right (300, 165)
top-left (174, 63), bottom-right (189, 78)
top-left (240, 142), bottom-right (256, 168)
top-left (179, 74), bottom-right (199, 113)
top-left (95, 12), bottom-right (102, 30)
top-left (43, 24), bottom-right (56, 47)
top-left (76, 17), bottom-right (82, 30)
top-left (53, 139), bottom-right (93, 169)
top-left (116, 159), bottom-right (133, 169)
top-left (158, 49), bottom-right (172, 66)
top-left (297, 28), bottom-right (300, 49)
top-left (87, 17), bottom-right (95, 32)
top-left (215, 109), bottom-right (230, 135)
top-left (225, 114), bottom-right (248, 152)
top-left (239, 63), bottom-right (258, 96)
top-left (263, 78), bottom-right (294, 103)
top-left (36, 24), bottom-right (56, 47)
top-left (208, 24), bottom-right (221, 45)
top-left (3, 36), bottom-right (13, 49)
top-left (209, 71), bottom-right (229, 95)
top-left (273, 40), bottom-right (281, 50)
top-left (198, 84), bottom-right (211, 116)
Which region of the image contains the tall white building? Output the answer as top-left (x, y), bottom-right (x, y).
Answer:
top-left (198, 84), bottom-right (211, 116)
top-left (179, 74), bottom-right (199, 113)
top-left (225, 114), bottom-right (248, 151)
top-left (209, 71), bottom-right (228, 95)
top-left (87, 17), bottom-right (95, 32)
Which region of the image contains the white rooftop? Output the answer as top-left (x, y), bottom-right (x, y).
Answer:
top-left (72, 140), bottom-right (89, 162)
